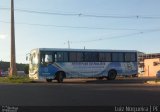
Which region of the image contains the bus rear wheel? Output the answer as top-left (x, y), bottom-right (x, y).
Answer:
top-left (56, 72), bottom-right (64, 83)
top-left (107, 70), bottom-right (117, 80)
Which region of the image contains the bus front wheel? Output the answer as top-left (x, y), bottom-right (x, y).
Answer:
top-left (56, 72), bottom-right (64, 83)
top-left (107, 70), bottom-right (117, 80)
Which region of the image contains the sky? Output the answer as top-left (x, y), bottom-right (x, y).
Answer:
top-left (0, 0), bottom-right (160, 63)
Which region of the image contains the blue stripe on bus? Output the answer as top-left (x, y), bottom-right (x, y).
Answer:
top-left (38, 62), bottom-right (138, 78)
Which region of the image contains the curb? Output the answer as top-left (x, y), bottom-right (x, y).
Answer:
top-left (146, 81), bottom-right (160, 85)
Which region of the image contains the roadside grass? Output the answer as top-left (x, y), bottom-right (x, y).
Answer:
top-left (0, 76), bottom-right (34, 83)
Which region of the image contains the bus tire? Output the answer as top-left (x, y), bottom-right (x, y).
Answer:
top-left (107, 70), bottom-right (117, 80)
top-left (56, 72), bottom-right (64, 83)
top-left (46, 79), bottom-right (52, 82)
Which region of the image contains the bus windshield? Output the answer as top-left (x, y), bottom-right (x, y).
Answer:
top-left (30, 52), bottom-right (38, 65)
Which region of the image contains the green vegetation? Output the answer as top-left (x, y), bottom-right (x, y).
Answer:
top-left (0, 61), bottom-right (29, 74)
top-left (0, 61), bottom-right (32, 83)
top-left (0, 76), bottom-right (33, 83)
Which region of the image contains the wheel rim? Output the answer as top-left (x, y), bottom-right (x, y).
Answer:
top-left (109, 71), bottom-right (116, 80)
top-left (58, 72), bottom-right (64, 82)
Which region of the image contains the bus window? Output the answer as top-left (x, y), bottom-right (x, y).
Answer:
top-left (56, 52), bottom-right (68, 62)
top-left (84, 52), bottom-right (90, 62)
top-left (40, 52), bottom-right (53, 64)
top-left (112, 53), bottom-right (124, 62)
top-left (99, 53), bottom-right (111, 62)
top-left (69, 52), bottom-right (77, 62)
top-left (84, 52), bottom-right (98, 62)
top-left (131, 53), bottom-right (136, 62)
top-left (63, 52), bottom-right (68, 62)
top-left (45, 54), bottom-right (53, 63)
top-left (69, 52), bottom-right (83, 62)
top-left (77, 52), bottom-right (83, 62)
top-left (125, 53), bottom-right (136, 62)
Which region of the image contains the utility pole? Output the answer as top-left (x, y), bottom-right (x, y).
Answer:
top-left (68, 40), bottom-right (70, 49)
top-left (9, 0), bottom-right (17, 76)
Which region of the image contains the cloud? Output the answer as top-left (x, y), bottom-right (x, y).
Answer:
top-left (0, 34), bottom-right (7, 40)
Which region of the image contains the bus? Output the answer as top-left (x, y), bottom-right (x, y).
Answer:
top-left (27, 48), bottom-right (138, 83)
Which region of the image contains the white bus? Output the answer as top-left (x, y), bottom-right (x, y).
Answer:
top-left (27, 48), bottom-right (138, 83)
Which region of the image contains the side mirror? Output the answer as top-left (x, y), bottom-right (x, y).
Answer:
top-left (26, 56), bottom-right (28, 61)
top-left (26, 53), bottom-right (31, 61)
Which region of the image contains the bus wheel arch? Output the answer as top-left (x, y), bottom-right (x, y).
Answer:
top-left (107, 69), bottom-right (117, 80)
top-left (55, 71), bottom-right (66, 83)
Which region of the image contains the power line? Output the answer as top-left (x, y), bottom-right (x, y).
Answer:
top-left (0, 20), bottom-right (151, 31)
top-left (1, 8), bottom-right (160, 43)
top-left (71, 29), bottom-right (160, 44)
top-left (72, 32), bottom-right (143, 43)
top-left (1, 7), bottom-right (160, 19)
top-left (0, 19), bottom-right (160, 44)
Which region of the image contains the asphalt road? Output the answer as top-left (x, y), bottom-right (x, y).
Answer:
top-left (0, 77), bottom-right (160, 106)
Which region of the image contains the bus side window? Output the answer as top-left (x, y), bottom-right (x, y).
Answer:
top-left (77, 52), bottom-right (83, 62)
top-left (56, 52), bottom-right (62, 62)
top-left (125, 53), bottom-right (136, 62)
top-left (69, 52), bottom-right (77, 62)
top-left (55, 54), bottom-right (57, 62)
top-left (40, 52), bottom-right (55, 64)
top-left (63, 52), bottom-right (68, 62)
top-left (56, 52), bottom-right (68, 62)
top-left (45, 54), bottom-right (53, 63)
top-left (112, 53), bottom-right (124, 62)
top-left (99, 53), bottom-right (111, 62)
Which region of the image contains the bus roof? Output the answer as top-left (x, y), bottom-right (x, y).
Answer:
top-left (31, 48), bottom-right (138, 53)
